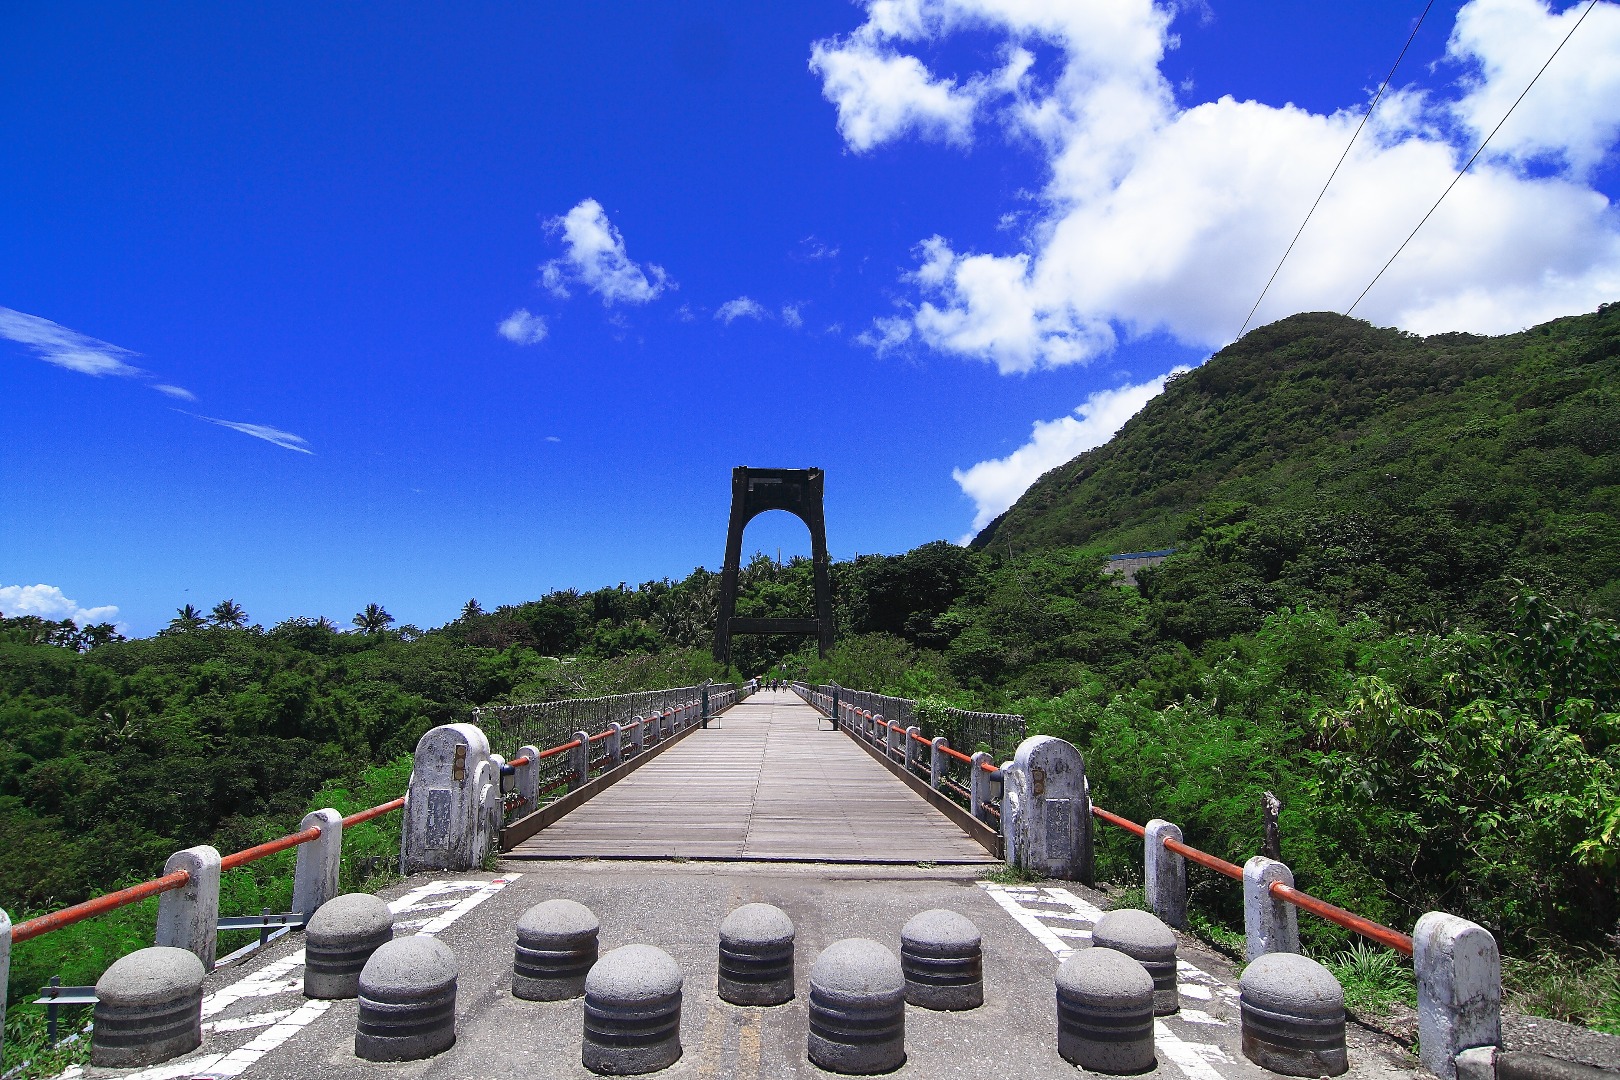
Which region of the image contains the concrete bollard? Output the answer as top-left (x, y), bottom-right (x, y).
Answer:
top-left (514, 899), bottom-right (600, 1001)
top-left (1056, 947), bottom-right (1156, 1074)
top-left (930, 736), bottom-right (949, 790)
top-left (515, 743), bottom-right (541, 817)
top-left (1094, 909), bottom-right (1179, 1015)
top-left (571, 730), bottom-right (590, 789)
top-left (583, 944), bottom-right (684, 1075)
top-left (718, 903), bottom-right (795, 1006)
top-left (155, 844), bottom-right (221, 970)
top-left (900, 909), bottom-right (983, 1011)
top-left (1239, 952), bottom-right (1349, 1077)
top-left (304, 893), bottom-right (394, 999)
top-left (1243, 856), bottom-right (1300, 961)
top-left (1144, 819), bottom-right (1187, 929)
top-left (1415, 912), bottom-right (1501, 1080)
top-left (905, 726), bottom-right (921, 772)
top-left (808, 938), bottom-right (906, 1075)
top-left (1003, 735), bottom-right (1093, 882)
top-left (91, 946), bottom-right (205, 1068)
top-left (402, 722), bottom-right (494, 874)
top-left (291, 808), bottom-right (344, 919)
top-left (355, 936), bottom-right (459, 1062)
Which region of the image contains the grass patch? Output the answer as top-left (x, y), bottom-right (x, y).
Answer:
top-left (1325, 941), bottom-right (1416, 1017)
top-left (1188, 910), bottom-right (1244, 958)
top-left (1107, 886), bottom-right (1148, 911)
top-left (1504, 949), bottom-right (1620, 1032)
top-left (2, 1008), bottom-right (92, 1080)
top-left (978, 862), bottom-right (1043, 885)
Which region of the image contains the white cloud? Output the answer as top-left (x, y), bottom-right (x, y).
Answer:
top-left (782, 303), bottom-right (804, 328)
top-left (953, 367), bottom-right (1188, 536)
top-left (497, 308), bottom-right (549, 345)
top-left (809, 35), bottom-right (984, 151)
top-left (716, 297), bottom-right (767, 323)
top-left (194, 415), bottom-right (314, 454)
top-left (0, 306), bottom-right (145, 376)
top-left (0, 583), bottom-right (119, 626)
top-left (540, 198), bottom-right (671, 305)
top-left (1449, 0), bottom-right (1620, 177)
top-left (544, 435), bottom-right (561, 443)
top-left (815, 0), bottom-right (1620, 374)
top-left (153, 384), bottom-right (197, 401)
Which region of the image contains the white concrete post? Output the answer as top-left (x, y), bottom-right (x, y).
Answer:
top-left (904, 726), bottom-right (921, 773)
top-left (155, 844), bottom-right (222, 970)
top-left (1144, 819), bottom-right (1187, 929)
top-left (291, 808), bottom-right (344, 918)
top-left (632, 716), bottom-right (646, 752)
top-left (401, 722), bottom-right (494, 874)
top-left (571, 730), bottom-right (590, 790)
top-left (608, 722), bottom-right (623, 766)
top-left (1415, 912), bottom-right (1501, 1080)
top-left (880, 716), bottom-right (896, 759)
top-left (969, 752), bottom-right (993, 822)
top-left (515, 744), bottom-right (541, 817)
top-left (661, 709), bottom-right (674, 739)
top-left (930, 737), bottom-right (948, 790)
top-left (1, 906), bottom-right (11, 1066)
top-left (1242, 856), bottom-right (1301, 960)
top-left (477, 755), bottom-right (501, 853)
top-left (1003, 735), bottom-right (1092, 882)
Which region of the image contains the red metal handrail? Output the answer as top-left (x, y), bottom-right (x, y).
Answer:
top-left (11, 795), bottom-right (407, 946)
top-left (1089, 803), bottom-right (1410, 952)
top-left (588, 730), bottom-right (614, 743)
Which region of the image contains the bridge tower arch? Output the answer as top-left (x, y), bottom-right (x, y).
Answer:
top-left (713, 466), bottom-right (833, 666)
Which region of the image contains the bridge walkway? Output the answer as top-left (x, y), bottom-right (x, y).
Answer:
top-left (506, 689), bottom-right (993, 863)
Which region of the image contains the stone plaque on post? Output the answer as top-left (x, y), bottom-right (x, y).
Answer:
top-left (402, 723), bottom-right (493, 874)
top-left (1002, 736), bottom-right (1091, 882)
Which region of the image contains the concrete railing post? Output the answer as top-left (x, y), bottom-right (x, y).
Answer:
top-left (632, 716), bottom-right (646, 753)
top-left (1001, 735), bottom-right (1092, 883)
top-left (930, 737), bottom-right (948, 790)
top-left (1415, 913), bottom-right (1501, 1080)
top-left (1242, 856), bottom-right (1300, 961)
top-left (482, 753), bottom-right (504, 843)
top-left (1144, 819), bottom-right (1187, 929)
top-left (608, 722), bottom-right (623, 767)
top-left (969, 752), bottom-right (993, 823)
top-left (904, 726), bottom-right (921, 773)
top-left (401, 722), bottom-right (495, 874)
top-left (515, 744), bottom-right (540, 817)
top-left (831, 686), bottom-right (840, 729)
top-left (571, 731), bottom-right (590, 790)
top-left (155, 844), bottom-right (222, 970)
top-left (880, 716), bottom-right (896, 759)
top-left (1, 906), bottom-right (11, 1067)
top-left (291, 808), bottom-right (344, 918)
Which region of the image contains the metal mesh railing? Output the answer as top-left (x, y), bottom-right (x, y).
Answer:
top-left (799, 683), bottom-right (1024, 761)
top-left (478, 684), bottom-right (732, 754)
top-left (792, 682), bottom-right (1023, 826)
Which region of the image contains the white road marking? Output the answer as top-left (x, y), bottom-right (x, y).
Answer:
top-left (1154, 1020), bottom-right (1229, 1080)
top-left (1181, 983), bottom-right (1213, 1000)
top-left (1042, 887), bottom-right (1109, 921)
top-left (203, 1008), bottom-right (295, 1034)
top-left (1178, 1008), bottom-right (1225, 1025)
top-left (979, 883), bottom-right (1073, 958)
top-left (416, 876), bottom-right (514, 936)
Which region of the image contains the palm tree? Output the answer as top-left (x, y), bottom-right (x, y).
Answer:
top-left (461, 598), bottom-right (484, 619)
top-left (210, 599), bottom-right (248, 629)
top-left (353, 603), bottom-right (395, 634)
top-left (169, 604), bottom-right (206, 632)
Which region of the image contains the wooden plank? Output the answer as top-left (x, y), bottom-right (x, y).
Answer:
top-left (506, 691), bottom-right (994, 863)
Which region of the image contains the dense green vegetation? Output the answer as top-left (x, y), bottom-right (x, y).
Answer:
top-left (2, 304), bottom-right (1617, 1033)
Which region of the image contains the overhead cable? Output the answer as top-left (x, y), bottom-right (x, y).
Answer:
top-left (1236, 0), bottom-right (1438, 340)
top-left (1345, 0), bottom-right (1601, 317)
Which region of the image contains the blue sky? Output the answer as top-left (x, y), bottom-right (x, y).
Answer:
top-left (5, 1), bottom-right (1619, 636)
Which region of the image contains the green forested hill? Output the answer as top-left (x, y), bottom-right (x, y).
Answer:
top-left (974, 305), bottom-right (1620, 620)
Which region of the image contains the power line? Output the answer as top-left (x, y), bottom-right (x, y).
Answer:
top-left (1236, 0), bottom-right (1437, 341)
top-left (1346, 0), bottom-right (1601, 317)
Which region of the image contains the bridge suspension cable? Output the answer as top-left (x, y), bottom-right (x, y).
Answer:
top-left (1345, 0), bottom-right (1601, 317)
top-left (1236, 0), bottom-right (1437, 341)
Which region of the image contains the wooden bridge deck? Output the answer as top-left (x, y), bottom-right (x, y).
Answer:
top-left (505, 689), bottom-right (994, 863)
